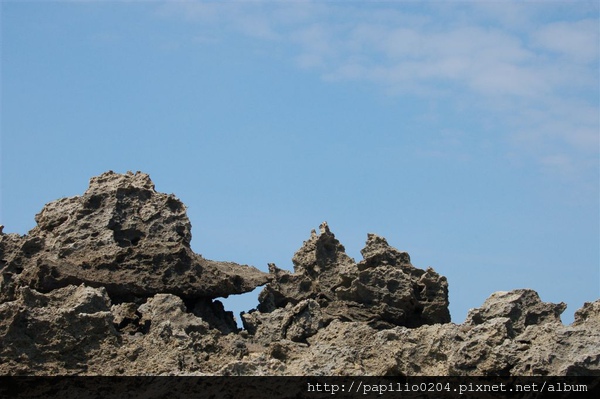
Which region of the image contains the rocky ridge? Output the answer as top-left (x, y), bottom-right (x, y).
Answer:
top-left (0, 171), bottom-right (598, 376)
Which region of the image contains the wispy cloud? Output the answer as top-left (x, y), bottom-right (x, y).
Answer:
top-left (533, 19), bottom-right (599, 63)
top-left (157, 0), bottom-right (599, 178)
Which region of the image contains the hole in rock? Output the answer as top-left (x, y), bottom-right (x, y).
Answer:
top-left (218, 286), bottom-right (264, 329)
top-left (84, 194), bottom-right (103, 210)
top-left (113, 228), bottom-right (145, 247)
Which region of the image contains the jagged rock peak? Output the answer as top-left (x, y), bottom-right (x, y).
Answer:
top-left (358, 233), bottom-right (411, 270)
top-left (291, 221), bottom-right (354, 280)
top-left (574, 300), bottom-right (600, 326)
top-left (247, 223), bottom-right (450, 336)
top-left (88, 170), bottom-right (156, 193)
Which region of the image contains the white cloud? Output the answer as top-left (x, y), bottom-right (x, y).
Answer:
top-left (533, 19), bottom-right (599, 63)
top-left (290, 24), bottom-right (336, 69)
top-left (158, 0), bottom-right (599, 178)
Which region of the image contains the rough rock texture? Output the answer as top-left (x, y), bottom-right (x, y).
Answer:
top-left (0, 171), bottom-right (598, 376)
top-left (0, 171), bottom-right (269, 304)
top-left (242, 223), bottom-right (450, 343)
top-left (0, 285), bottom-right (118, 375)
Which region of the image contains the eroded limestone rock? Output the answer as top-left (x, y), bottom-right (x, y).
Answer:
top-left (0, 171), bottom-right (597, 376)
top-left (0, 285), bottom-right (118, 374)
top-left (244, 223), bottom-right (450, 336)
top-left (0, 171), bottom-right (269, 304)
top-left (464, 289), bottom-right (566, 336)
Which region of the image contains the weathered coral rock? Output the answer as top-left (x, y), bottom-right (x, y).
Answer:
top-left (0, 171), bottom-right (269, 304)
top-left (244, 223), bottom-right (449, 336)
top-left (0, 284), bottom-right (118, 374)
top-left (0, 171), bottom-right (598, 377)
top-left (236, 292), bottom-right (600, 376)
top-left (337, 232), bottom-right (450, 327)
top-left (449, 292), bottom-right (600, 376)
top-left (464, 289), bottom-right (566, 335)
top-left (242, 299), bottom-right (323, 344)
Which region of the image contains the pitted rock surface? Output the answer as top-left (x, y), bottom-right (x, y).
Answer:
top-left (0, 171), bottom-right (269, 303)
top-left (245, 223), bottom-right (449, 336)
top-left (0, 171), bottom-right (598, 376)
top-left (464, 289), bottom-right (567, 336)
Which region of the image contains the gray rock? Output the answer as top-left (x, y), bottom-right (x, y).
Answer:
top-left (1, 171), bottom-right (597, 376)
top-left (0, 232), bottom-right (29, 303)
top-left (136, 294), bottom-right (212, 341)
top-left (252, 223), bottom-right (450, 331)
top-left (449, 292), bottom-right (599, 376)
top-left (1, 171), bottom-right (269, 303)
top-left (242, 299), bottom-right (322, 344)
top-left (0, 285), bottom-right (118, 374)
top-left (464, 289), bottom-right (566, 336)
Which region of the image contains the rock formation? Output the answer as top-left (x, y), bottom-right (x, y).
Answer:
top-left (0, 171), bottom-right (598, 376)
top-left (241, 223), bottom-right (450, 344)
top-left (0, 171), bottom-right (268, 333)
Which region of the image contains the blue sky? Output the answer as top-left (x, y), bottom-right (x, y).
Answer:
top-left (1, 0), bottom-right (598, 325)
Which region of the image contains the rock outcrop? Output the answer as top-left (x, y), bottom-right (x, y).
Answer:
top-left (241, 223), bottom-right (450, 344)
top-left (0, 171), bottom-right (269, 335)
top-left (3, 171), bottom-right (268, 302)
top-left (0, 171), bottom-right (598, 376)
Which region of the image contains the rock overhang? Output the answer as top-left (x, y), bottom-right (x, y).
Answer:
top-left (1, 171), bottom-right (270, 303)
